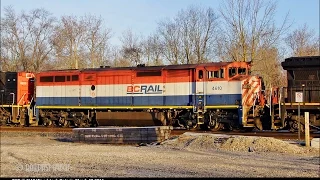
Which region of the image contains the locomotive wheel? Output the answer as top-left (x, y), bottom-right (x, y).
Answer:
top-left (183, 120), bottom-right (196, 130)
top-left (290, 121), bottom-right (298, 131)
top-left (79, 121), bottom-right (90, 128)
top-left (79, 118), bottom-right (90, 128)
top-left (0, 118), bottom-right (7, 126)
top-left (210, 123), bottom-right (223, 131)
top-left (284, 119), bottom-right (291, 130)
top-left (63, 120), bottom-right (70, 128)
top-left (290, 121), bottom-right (306, 133)
top-left (208, 115), bottom-right (223, 131)
top-left (43, 118), bottom-right (53, 127)
top-left (191, 124), bottom-right (199, 130)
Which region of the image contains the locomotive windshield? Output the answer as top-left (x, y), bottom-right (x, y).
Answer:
top-left (228, 67), bottom-right (247, 78)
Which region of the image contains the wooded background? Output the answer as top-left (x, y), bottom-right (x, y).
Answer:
top-left (1, 0), bottom-right (319, 89)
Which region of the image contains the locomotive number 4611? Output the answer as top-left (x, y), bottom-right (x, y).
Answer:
top-left (212, 86), bottom-right (222, 90)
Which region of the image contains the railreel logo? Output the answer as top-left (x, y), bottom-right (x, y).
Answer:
top-left (127, 85), bottom-right (163, 94)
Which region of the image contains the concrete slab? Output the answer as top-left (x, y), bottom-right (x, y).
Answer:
top-left (72, 126), bottom-right (173, 144)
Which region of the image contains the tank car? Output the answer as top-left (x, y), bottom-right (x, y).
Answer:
top-left (34, 62), bottom-right (263, 130)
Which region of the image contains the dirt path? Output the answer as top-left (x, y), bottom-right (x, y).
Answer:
top-left (1, 132), bottom-right (319, 178)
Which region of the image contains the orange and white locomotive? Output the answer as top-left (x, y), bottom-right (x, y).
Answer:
top-left (34, 61), bottom-right (264, 130)
top-left (1, 56), bottom-right (319, 131)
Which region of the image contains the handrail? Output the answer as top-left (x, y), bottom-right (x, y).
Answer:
top-left (30, 96), bottom-right (36, 117)
top-left (10, 93), bottom-right (15, 105)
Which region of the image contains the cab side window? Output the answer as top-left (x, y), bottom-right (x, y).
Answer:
top-left (208, 71), bottom-right (220, 78)
top-left (198, 70), bottom-right (203, 79)
top-left (207, 69), bottom-right (225, 79)
top-left (238, 68), bottom-right (246, 75)
top-left (229, 67), bottom-right (237, 77)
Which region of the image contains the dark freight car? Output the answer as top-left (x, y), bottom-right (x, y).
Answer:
top-left (0, 72), bottom-right (18, 105)
top-left (280, 56), bottom-right (320, 130)
top-left (282, 56), bottom-right (320, 104)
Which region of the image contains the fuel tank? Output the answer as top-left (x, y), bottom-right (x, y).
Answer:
top-left (95, 111), bottom-right (167, 126)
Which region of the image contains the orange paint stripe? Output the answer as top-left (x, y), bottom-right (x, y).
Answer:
top-left (242, 80), bottom-right (257, 105)
top-left (241, 77), bottom-right (253, 100)
top-left (243, 82), bottom-right (258, 106)
top-left (246, 87), bottom-right (259, 105)
top-left (245, 85), bottom-right (259, 106)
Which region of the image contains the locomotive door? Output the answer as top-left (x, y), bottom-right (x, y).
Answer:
top-left (195, 69), bottom-right (205, 111)
top-left (83, 73), bottom-right (97, 105)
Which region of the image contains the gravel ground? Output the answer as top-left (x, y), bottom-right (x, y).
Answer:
top-left (0, 131), bottom-right (319, 178)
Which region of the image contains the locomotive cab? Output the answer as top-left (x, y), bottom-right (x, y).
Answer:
top-left (0, 72), bottom-right (35, 126)
top-left (195, 62), bottom-right (258, 131)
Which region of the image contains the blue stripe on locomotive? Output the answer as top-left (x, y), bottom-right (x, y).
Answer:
top-left (206, 94), bottom-right (241, 105)
top-left (36, 94), bottom-right (241, 106)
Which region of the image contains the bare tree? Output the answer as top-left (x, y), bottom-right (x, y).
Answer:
top-left (1, 6), bottom-right (55, 72)
top-left (251, 47), bottom-right (286, 88)
top-left (52, 16), bottom-right (87, 69)
top-left (285, 24), bottom-right (320, 56)
top-left (178, 6), bottom-right (219, 63)
top-left (157, 5), bottom-right (219, 64)
top-left (1, 6), bottom-right (28, 71)
top-left (219, 0), bottom-right (291, 62)
top-left (141, 33), bottom-right (164, 66)
top-left (119, 29), bottom-right (143, 66)
top-left (1, 7), bottom-right (114, 71)
top-left (84, 14), bottom-right (112, 68)
top-left (218, 0), bottom-right (291, 88)
top-left (158, 19), bottom-right (182, 64)
top-left (26, 9), bottom-right (56, 72)
top-left (108, 46), bottom-right (125, 67)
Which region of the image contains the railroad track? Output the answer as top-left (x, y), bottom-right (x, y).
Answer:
top-left (0, 126), bottom-right (73, 132)
top-left (1, 126), bottom-right (319, 140)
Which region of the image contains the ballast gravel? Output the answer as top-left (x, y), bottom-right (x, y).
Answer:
top-left (0, 131), bottom-right (319, 178)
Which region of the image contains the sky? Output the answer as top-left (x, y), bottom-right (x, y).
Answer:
top-left (1, 0), bottom-right (319, 46)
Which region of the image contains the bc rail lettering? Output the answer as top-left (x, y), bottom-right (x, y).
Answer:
top-left (127, 85), bottom-right (163, 94)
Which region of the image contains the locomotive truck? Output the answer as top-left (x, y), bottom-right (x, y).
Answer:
top-left (0, 56), bottom-right (319, 131)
